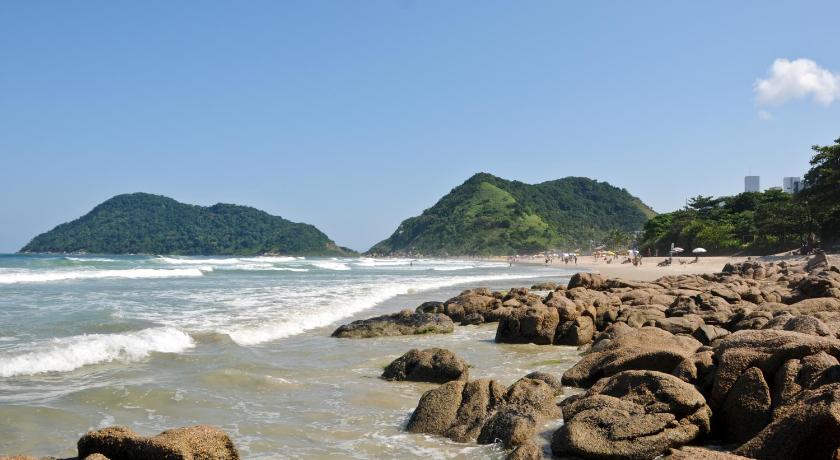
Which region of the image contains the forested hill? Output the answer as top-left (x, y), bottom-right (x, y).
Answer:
top-left (20, 193), bottom-right (355, 256)
top-left (367, 173), bottom-right (655, 256)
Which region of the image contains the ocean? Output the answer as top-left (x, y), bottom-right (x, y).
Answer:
top-left (0, 254), bottom-right (582, 458)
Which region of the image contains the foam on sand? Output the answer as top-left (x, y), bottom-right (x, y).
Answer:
top-left (0, 327), bottom-right (195, 377)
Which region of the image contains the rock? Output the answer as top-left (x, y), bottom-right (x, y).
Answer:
top-left (553, 316), bottom-right (594, 346)
top-left (735, 383), bottom-right (840, 460)
top-left (523, 371), bottom-right (563, 396)
top-left (382, 348), bottom-right (469, 383)
top-left (589, 322), bottom-right (635, 351)
top-left (531, 282), bottom-right (558, 291)
top-left (552, 370), bottom-right (711, 460)
top-left (461, 312), bottom-right (485, 325)
top-left (506, 441), bottom-right (542, 460)
top-left (477, 377), bottom-right (560, 448)
top-left (85, 456), bottom-right (110, 460)
top-left (710, 329), bottom-right (840, 409)
top-left (692, 324), bottom-right (731, 345)
top-left (663, 446), bottom-right (752, 459)
top-left (567, 272), bottom-right (605, 290)
top-left (442, 290), bottom-right (500, 323)
top-left (495, 306), bottom-right (559, 345)
top-left (77, 425), bottom-right (239, 460)
top-left (415, 301), bottom-right (445, 314)
top-left (407, 376), bottom-right (559, 449)
top-left (655, 314), bottom-right (705, 335)
top-left (718, 367), bottom-right (772, 443)
top-left (763, 314), bottom-right (833, 337)
top-left (805, 251), bottom-right (830, 272)
top-left (562, 327), bottom-right (702, 387)
top-left (331, 310), bottom-right (454, 338)
top-left (407, 379), bottom-right (505, 442)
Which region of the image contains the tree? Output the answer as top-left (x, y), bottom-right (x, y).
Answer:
top-left (801, 137), bottom-right (840, 246)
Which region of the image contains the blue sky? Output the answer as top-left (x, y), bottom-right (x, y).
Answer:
top-left (2, 1), bottom-right (839, 252)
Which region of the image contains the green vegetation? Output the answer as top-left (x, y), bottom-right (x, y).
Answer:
top-left (367, 173), bottom-right (655, 256)
top-left (20, 193), bottom-right (355, 256)
top-left (641, 137), bottom-right (840, 255)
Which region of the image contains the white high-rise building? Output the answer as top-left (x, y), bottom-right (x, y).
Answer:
top-left (745, 176), bottom-right (760, 193)
top-left (783, 176), bottom-right (802, 194)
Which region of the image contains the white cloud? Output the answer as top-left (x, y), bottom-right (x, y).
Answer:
top-left (758, 110), bottom-right (773, 121)
top-left (754, 58), bottom-right (840, 106)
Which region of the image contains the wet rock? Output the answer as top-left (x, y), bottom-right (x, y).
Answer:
top-left (331, 310), bottom-right (454, 338)
top-left (523, 371), bottom-right (563, 396)
top-left (562, 327), bottom-right (702, 387)
top-left (735, 383), bottom-right (840, 460)
top-left (382, 348), bottom-right (469, 383)
top-left (460, 312), bottom-right (484, 325)
top-left (495, 306), bottom-right (559, 345)
top-left (477, 377), bottom-right (560, 448)
top-left (415, 301), bottom-right (445, 314)
top-left (506, 441), bottom-right (542, 460)
top-left (531, 282), bottom-right (558, 291)
top-left (77, 425), bottom-right (239, 460)
top-left (552, 370), bottom-right (711, 459)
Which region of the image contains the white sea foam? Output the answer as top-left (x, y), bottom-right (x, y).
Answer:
top-left (225, 273), bottom-right (535, 346)
top-left (0, 327), bottom-right (195, 377)
top-left (63, 257), bottom-right (120, 262)
top-left (0, 268), bottom-right (208, 284)
top-left (310, 260), bottom-right (351, 271)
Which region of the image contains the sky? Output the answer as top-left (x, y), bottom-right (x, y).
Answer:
top-left (2, 1), bottom-right (840, 253)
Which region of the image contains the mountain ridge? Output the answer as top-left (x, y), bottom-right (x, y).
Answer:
top-left (20, 193), bottom-right (355, 256)
top-left (367, 172), bottom-right (655, 256)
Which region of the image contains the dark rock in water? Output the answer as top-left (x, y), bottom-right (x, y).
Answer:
top-left (663, 446), bottom-right (751, 459)
top-left (77, 425), bottom-right (239, 460)
top-left (382, 348), bottom-right (468, 383)
top-left (561, 327), bottom-right (701, 387)
top-left (567, 272), bottom-right (604, 290)
top-left (441, 290), bottom-right (501, 323)
top-left (461, 312), bottom-right (484, 325)
top-left (506, 441), bottom-right (542, 460)
top-left (530, 282), bottom-right (558, 291)
top-left (406, 379), bottom-right (505, 442)
top-left (718, 366), bottom-right (772, 443)
top-left (415, 301), bottom-right (445, 314)
top-left (551, 370), bottom-right (711, 460)
top-left (407, 376), bottom-right (559, 449)
top-left (735, 382), bottom-right (840, 460)
top-left (331, 310), bottom-right (454, 338)
top-left (553, 316), bottom-right (594, 346)
top-left (495, 306), bottom-right (559, 345)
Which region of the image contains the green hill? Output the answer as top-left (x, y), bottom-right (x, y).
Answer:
top-left (367, 173), bottom-right (655, 256)
top-left (21, 193), bottom-right (355, 256)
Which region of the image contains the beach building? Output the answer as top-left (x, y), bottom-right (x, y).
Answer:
top-left (745, 176), bottom-right (760, 193)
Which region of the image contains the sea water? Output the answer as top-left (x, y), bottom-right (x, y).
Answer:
top-left (0, 254), bottom-right (583, 458)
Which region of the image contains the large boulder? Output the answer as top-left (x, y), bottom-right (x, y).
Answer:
top-left (553, 316), bottom-right (594, 346)
top-left (331, 310), bottom-right (454, 338)
top-left (77, 425), bottom-right (238, 460)
top-left (562, 327), bottom-right (702, 387)
top-left (735, 383), bottom-right (840, 460)
top-left (442, 290), bottom-right (501, 323)
top-left (717, 367), bottom-right (772, 443)
top-left (662, 447), bottom-right (751, 459)
top-left (407, 376), bottom-right (559, 449)
top-left (382, 348), bottom-right (469, 383)
top-left (552, 370), bottom-right (711, 459)
top-left (495, 306), bottom-right (559, 345)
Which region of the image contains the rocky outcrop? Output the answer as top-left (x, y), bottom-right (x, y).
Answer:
top-left (332, 310), bottom-right (454, 338)
top-left (662, 447), bottom-right (751, 459)
top-left (407, 376), bottom-right (559, 449)
top-left (77, 425), bottom-right (238, 460)
top-left (382, 348), bottom-right (468, 383)
top-left (562, 327), bottom-right (702, 387)
top-left (552, 370), bottom-right (711, 459)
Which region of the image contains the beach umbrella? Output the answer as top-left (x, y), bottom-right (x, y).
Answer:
top-left (692, 248), bottom-right (707, 254)
top-left (672, 247), bottom-right (684, 253)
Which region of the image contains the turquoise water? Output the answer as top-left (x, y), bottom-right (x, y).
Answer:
top-left (0, 254), bottom-right (580, 458)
